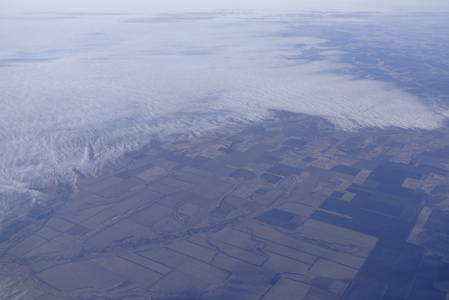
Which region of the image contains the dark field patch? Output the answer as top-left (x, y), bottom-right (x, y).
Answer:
top-left (152, 297), bottom-right (196, 300)
top-left (303, 157), bottom-right (317, 162)
top-left (330, 191), bottom-right (345, 198)
top-left (351, 196), bottom-right (404, 217)
top-left (311, 276), bottom-right (333, 290)
top-left (115, 163), bottom-right (155, 179)
top-left (422, 146), bottom-right (449, 159)
top-left (436, 263), bottom-right (449, 282)
top-left (241, 125), bottom-right (276, 137)
top-left (370, 244), bottom-right (422, 273)
top-left (345, 222), bottom-right (383, 237)
top-left (332, 165), bottom-right (360, 176)
top-left (412, 164), bottom-right (449, 176)
top-left (36, 209), bottom-right (55, 221)
top-left (282, 125), bottom-right (317, 138)
top-left (351, 209), bottom-right (393, 231)
top-left (408, 256), bottom-right (445, 300)
top-left (0, 220), bottom-right (32, 243)
top-left (367, 165), bottom-right (406, 182)
top-left (424, 210), bottom-right (449, 234)
top-left (382, 286), bottom-right (407, 300)
top-left (132, 153), bottom-right (148, 160)
top-left (310, 210), bottom-right (350, 227)
top-left (283, 138), bottom-right (308, 147)
top-left (366, 191), bottom-right (408, 208)
top-left (262, 209), bottom-right (296, 221)
top-left (161, 152), bottom-right (211, 168)
top-left (255, 154), bottom-right (282, 164)
top-left (65, 224), bottom-right (92, 236)
top-left (160, 151), bottom-right (192, 164)
top-left (261, 173), bottom-right (283, 184)
top-left (320, 197), bottom-right (358, 216)
top-left (360, 259), bottom-right (415, 289)
top-left (229, 169), bottom-right (257, 180)
top-left (267, 163), bottom-right (302, 177)
top-left (256, 209), bottom-right (298, 230)
top-left (431, 184), bottom-right (449, 195)
top-left (374, 183), bottom-right (414, 199)
top-left (344, 276), bottom-right (387, 300)
top-left (307, 287), bottom-right (340, 300)
top-left (212, 202), bottom-right (235, 218)
top-left (377, 220), bottom-right (415, 249)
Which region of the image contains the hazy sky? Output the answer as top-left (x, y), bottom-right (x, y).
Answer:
top-left (2, 0), bottom-right (449, 14)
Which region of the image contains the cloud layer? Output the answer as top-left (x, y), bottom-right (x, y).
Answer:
top-left (0, 10), bottom-right (447, 221)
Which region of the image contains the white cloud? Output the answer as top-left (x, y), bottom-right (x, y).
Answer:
top-left (0, 265), bottom-right (29, 300)
top-left (0, 10), bottom-right (447, 221)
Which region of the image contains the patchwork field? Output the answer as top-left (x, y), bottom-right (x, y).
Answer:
top-left (2, 112), bottom-right (449, 299)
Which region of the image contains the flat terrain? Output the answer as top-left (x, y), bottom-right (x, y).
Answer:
top-left (2, 112), bottom-right (449, 299)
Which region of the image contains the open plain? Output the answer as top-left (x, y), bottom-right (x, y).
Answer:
top-left (2, 112), bottom-right (449, 299)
